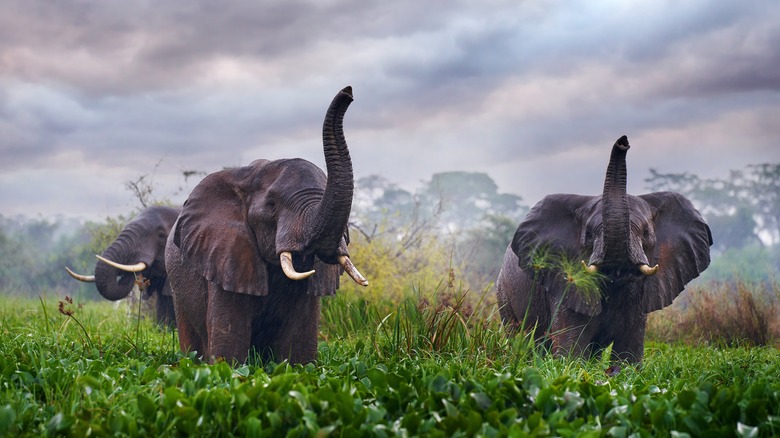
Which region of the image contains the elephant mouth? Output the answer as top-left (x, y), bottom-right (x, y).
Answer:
top-left (585, 263), bottom-right (659, 279)
top-left (278, 251), bottom-right (368, 286)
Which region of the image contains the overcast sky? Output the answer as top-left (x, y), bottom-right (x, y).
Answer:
top-left (1, 0), bottom-right (779, 221)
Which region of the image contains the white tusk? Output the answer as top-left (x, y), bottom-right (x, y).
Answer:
top-left (581, 261), bottom-right (598, 273)
top-left (339, 255), bottom-right (369, 286)
top-left (65, 266), bottom-right (95, 282)
top-left (639, 264), bottom-right (659, 276)
top-left (95, 255), bottom-right (147, 273)
top-left (280, 252), bottom-right (316, 280)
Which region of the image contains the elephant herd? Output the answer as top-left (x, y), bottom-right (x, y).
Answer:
top-left (66, 86), bottom-right (712, 365)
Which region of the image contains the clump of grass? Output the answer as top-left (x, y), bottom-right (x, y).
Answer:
top-left (558, 257), bottom-right (605, 304)
top-left (56, 295), bottom-right (96, 352)
top-left (328, 268), bottom-right (535, 365)
top-left (528, 247), bottom-right (605, 303)
top-left (647, 279), bottom-right (780, 347)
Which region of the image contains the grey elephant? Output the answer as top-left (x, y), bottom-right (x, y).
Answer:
top-left (165, 86), bottom-right (367, 364)
top-left (66, 205), bottom-right (181, 327)
top-left (496, 135), bottom-right (712, 363)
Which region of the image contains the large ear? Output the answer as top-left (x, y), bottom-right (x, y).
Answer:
top-left (174, 165), bottom-right (269, 296)
top-left (511, 194), bottom-right (602, 315)
top-left (639, 191), bottom-right (713, 312)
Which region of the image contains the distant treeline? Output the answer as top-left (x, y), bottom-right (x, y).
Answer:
top-left (2, 165), bottom-right (778, 298)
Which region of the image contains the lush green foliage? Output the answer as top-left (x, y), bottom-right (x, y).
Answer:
top-left (2, 293), bottom-right (779, 437)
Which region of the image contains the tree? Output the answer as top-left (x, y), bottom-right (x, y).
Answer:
top-left (644, 163), bottom-right (780, 249)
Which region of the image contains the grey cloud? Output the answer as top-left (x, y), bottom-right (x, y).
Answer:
top-left (1, 0), bottom-right (779, 219)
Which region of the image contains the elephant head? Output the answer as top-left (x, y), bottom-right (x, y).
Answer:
top-left (497, 135), bottom-right (712, 362)
top-left (65, 205), bottom-right (181, 326)
top-left (172, 86), bottom-right (365, 294)
top-left (166, 86), bottom-right (367, 364)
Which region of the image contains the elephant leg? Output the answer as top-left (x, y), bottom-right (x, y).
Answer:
top-left (496, 254), bottom-right (550, 337)
top-left (549, 307), bottom-right (598, 358)
top-left (608, 313), bottom-right (647, 363)
top-left (206, 284), bottom-right (253, 364)
top-left (156, 292), bottom-right (176, 328)
top-left (165, 236), bottom-right (207, 358)
top-left (271, 294), bottom-right (321, 364)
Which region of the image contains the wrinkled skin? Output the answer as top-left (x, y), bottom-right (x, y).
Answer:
top-left (77, 206), bottom-right (180, 327)
top-left (166, 86), bottom-right (361, 364)
top-left (496, 136), bottom-right (712, 363)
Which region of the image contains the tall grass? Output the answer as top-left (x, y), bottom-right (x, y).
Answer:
top-left (647, 279), bottom-right (780, 347)
top-left (322, 269), bottom-right (537, 366)
top-left (2, 288), bottom-right (780, 436)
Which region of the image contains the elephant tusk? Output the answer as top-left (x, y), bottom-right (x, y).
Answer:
top-left (65, 266), bottom-right (95, 282)
top-left (639, 264), bottom-right (659, 276)
top-left (339, 255), bottom-right (369, 286)
top-left (581, 261), bottom-right (599, 273)
top-left (280, 252), bottom-right (316, 280)
top-left (95, 255), bottom-right (147, 273)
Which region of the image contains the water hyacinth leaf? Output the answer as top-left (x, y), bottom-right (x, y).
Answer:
top-left (470, 392), bottom-right (492, 411)
top-left (744, 399), bottom-right (768, 426)
top-left (608, 425), bottom-right (628, 437)
top-left (243, 417), bottom-right (262, 437)
top-left (367, 368), bottom-right (387, 387)
top-left (429, 374), bottom-right (449, 394)
top-left (736, 422), bottom-right (759, 438)
top-left (46, 413), bottom-right (74, 434)
top-left (0, 405), bottom-right (16, 434)
top-left (677, 389), bottom-right (697, 409)
top-left (136, 394), bottom-right (157, 421)
top-left (442, 398), bottom-right (459, 417)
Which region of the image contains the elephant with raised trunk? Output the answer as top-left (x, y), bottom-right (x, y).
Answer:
top-left (166, 86), bottom-right (367, 364)
top-left (66, 205), bottom-right (181, 327)
top-left (496, 135), bottom-right (712, 363)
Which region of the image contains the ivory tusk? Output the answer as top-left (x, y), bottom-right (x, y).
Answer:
top-left (280, 252), bottom-right (316, 280)
top-left (95, 255), bottom-right (147, 273)
top-left (639, 264), bottom-right (659, 276)
top-left (339, 255), bottom-right (369, 286)
top-left (581, 261), bottom-right (599, 273)
top-left (65, 266), bottom-right (95, 282)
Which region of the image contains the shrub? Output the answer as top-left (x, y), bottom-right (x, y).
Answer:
top-left (647, 280), bottom-right (780, 347)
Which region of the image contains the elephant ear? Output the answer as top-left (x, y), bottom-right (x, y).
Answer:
top-left (174, 165), bottom-right (269, 296)
top-left (639, 191), bottom-right (713, 312)
top-left (511, 194), bottom-right (602, 316)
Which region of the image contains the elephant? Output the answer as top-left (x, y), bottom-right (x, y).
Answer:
top-left (165, 86), bottom-right (368, 365)
top-left (66, 205), bottom-right (181, 327)
top-left (496, 135), bottom-right (712, 363)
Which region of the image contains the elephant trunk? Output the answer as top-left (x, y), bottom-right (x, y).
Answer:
top-left (94, 236), bottom-right (139, 301)
top-left (601, 135), bottom-right (631, 265)
top-left (309, 86), bottom-right (355, 255)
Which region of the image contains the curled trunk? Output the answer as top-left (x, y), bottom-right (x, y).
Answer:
top-left (94, 237), bottom-right (139, 301)
top-left (308, 86), bottom-right (355, 256)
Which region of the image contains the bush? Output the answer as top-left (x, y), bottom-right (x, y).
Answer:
top-left (647, 280), bottom-right (780, 347)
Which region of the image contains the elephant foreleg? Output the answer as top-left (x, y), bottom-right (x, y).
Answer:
top-left (607, 313), bottom-right (647, 363)
top-left (548, 307), bottom-right (598, 358)
top-left (266, 294), bottom-right (321, 365)
top-left (206, 285), bottom-right (253, 364)
top-left (156, 292), bottom-right (176, 328)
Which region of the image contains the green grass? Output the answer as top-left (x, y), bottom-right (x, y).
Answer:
top-left (1, 293), bottom-right (779, 437)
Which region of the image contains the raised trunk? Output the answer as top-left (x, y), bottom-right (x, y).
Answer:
top-left (308, 86), bottom-right (355, 256)
top-left (601, 135), bottom-right (631, 265)
top-left (94, 243), bottom-right (137, 301)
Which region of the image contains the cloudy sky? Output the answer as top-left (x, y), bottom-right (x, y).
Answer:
top-left (2, 0), bottom-right (779, 221)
